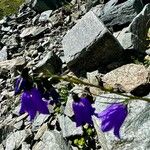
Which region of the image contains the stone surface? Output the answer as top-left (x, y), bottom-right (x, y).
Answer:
top-left (34, 51), bottom-right (62, 75)
top-left (5, 130), bottom-right (30, 150)
top-left (62, 11), bottom-right (123, 75)
top-left (34, 123), bottom-right (48, 140)
top-left (21, 142), bottom-right (31, 150)
top-left (39, 10), bottom-right (53, 22)
top-left (20, 26), bottom-right (47, 38)
top-left (64, 95), bottom-right (74, 117)
top-left (120, 4), bottom-right (150, 52)
top-left (58, 115), bottom-right (83, 138)
top-left (102, 64), bottom-right (149, 93)
top-left (93, 0), bottom-right (143, 31)
top-left (0, 46), bottom-right (7, 62)
top-left (32, 130), bottom-right (71, 150)
top-left (32, 114), bottom-right (50, 131)
top-left (94, 93), bottom-right (150, 150)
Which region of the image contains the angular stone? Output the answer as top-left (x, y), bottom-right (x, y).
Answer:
top-left (102, 64), bottom-right (149, 93)
top-left (93, 0), bottom-right (143, 31)
top-left (58, 115), bottom-right (83, 138)
top-left (5, 130), bottom-right (30, 150)
top-left (0, 57), bottom-right (25, 77)
top-left (34, 123), bottom-right (48, 140)
top-left (33, 130), bottom-right (71, 150)
top-left (20, 26), bottom-right (47, 38)
top-left (34, 51), bottom-right (62, 75)
top-left (39, 10), bottom-right (53, 22)
top-left (64, 95), bottom-right (74, 117)
top-left (0, 46), bottom-right (7, 62)
top-left (21, 142), bottom-right (30, 150)
top-left (94, 93), bottom-right (150, 150)
top-left (62, 11), bottom-right (123, 75)
top-left (120, 4), bottom-right (150, 52)
top-left (32, 114), bottom-right (50, 131)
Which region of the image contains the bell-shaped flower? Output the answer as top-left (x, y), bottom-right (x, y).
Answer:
top-left (72, 93), bottom-right (95, 127)
top-left (98, 103), bottom-right (128, 139)
top-left (19, 88), bottom-right (49, 121)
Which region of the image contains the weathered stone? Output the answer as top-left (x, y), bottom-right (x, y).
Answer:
top-left (62, 11), bottom-right (123, 75)
top-left (32, 114), bottom-right (50, 131)
top-left (21, 142), bottom-right (31, 150)
top-left (34, 51), bottom-right (62, 75)
top-left (0, 57), bottom-right (25, 77)
top-left (102, 64), bottom-right (150, 93)
top-left (5, 130), bottom-right (31, 150)
top-left (93, 0), bottom-right (143, 31)
top-left (32, 130), bottom-right (71, 150)
top-left (34, 123), bottom-right (48, 140)
top-left (94, 93), bottom-right (150, 150)
top-left (39, 10), bottom-right (53, 22)
top-left (120, 4), bottom-right (150, 52)
top-left (0, 144), bottom-right (4, 150)
top-left (58, 115), bottom-right (83, 138)
top-left (13, 120), bottom-right (23, 130)
top-left (64, 95), bottom-right (74, 117)
top-left (20, 26), bottom-right (47, 38)
top-left (5, 34), bottom-right (18, 47)
top-left (0, 46), bottom-right (7, 62)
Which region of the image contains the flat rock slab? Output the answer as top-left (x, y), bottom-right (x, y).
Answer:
top-left (58, 115), bottom-right (83, 138)
top-left (102, 64), bottom-right (149, 93)
top-left (62, 11), bottom-right (123, 74)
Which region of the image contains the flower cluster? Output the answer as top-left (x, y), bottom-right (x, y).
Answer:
top-left (14, 68), bottom-right (128, 138)
top-left (72, 92), bottom-right (128, 139)
top-left (14, 68), bottom-right (60, 121)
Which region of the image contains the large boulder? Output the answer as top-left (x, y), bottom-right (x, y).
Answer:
top-left (62, 11), bottom-right (123, 75)
top-left (102, 64), bottom-right (150, 96)
top-left (119, 4), bottom-right (150, 52)
top-left (93, 93), bottom-right (150, 150)
top-left (92, 0), bottom-right (143, 31)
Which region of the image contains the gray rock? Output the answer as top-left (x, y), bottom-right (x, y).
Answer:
top-left (0, 144), bottom-right (4, 150)
top-left (5, 129), bottom-right (31, 150)
top-left (62, 11), bottom-right (123, 75)
top-left (0, 46), bottom-right (7, 62)
top-left (93, 0), bottom-right (143, 31)
top-left (20, 26), bottom-right (47, 38)
top-left (34, 51), bottom-right (62, 75)
top-left (39, 10), bottom-right (53, 22)
top-left (21, 142), bottom-right (31, 150)
top-left (13, 120), bottom-right (23, 130)
top-left (64, 95), bottom-right (74, 117)
top-left (32, 114), bottom-right (50, 131)
top-left (5, 34), bottom-right (18, 47)
top-left (58, 115), bottom-right (83, 138)
top-left (120, 4), bottom-right (150, 52)
top-left (94, 93), bottom-right (150, 150)
top-left (34, 123), bottom-right (48, 140)
top-left (102, 64), bottom-right (149, 93)
top-left (32, 130), bottom-right (72, 150)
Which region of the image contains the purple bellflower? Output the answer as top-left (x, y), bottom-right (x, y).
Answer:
top-left (72, 93), bottom-right (95, 127)
top-left (98, 103), bottom-right (128, 139)
top-left (19, 88), bottom-right (49, 121)
top-left (14, 68), bottom-right (49, 121)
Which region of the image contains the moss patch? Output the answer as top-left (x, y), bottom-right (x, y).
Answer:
top-left (0, 0), bottom-right (24, 19)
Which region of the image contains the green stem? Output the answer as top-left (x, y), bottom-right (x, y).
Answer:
top-left (51, 75), bottom-right (150, 103)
